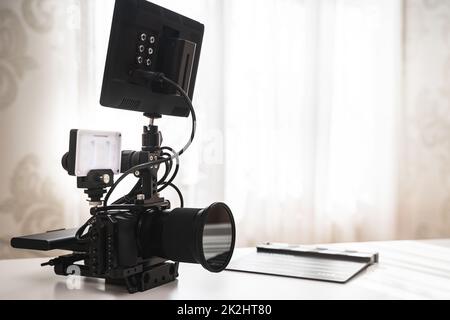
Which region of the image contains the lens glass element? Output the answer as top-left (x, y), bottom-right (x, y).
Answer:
top-left (201, 203), bottom-right (234, 272)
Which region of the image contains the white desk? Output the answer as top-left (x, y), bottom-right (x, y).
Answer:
top-left (1, 240), bottom-right (450, 300)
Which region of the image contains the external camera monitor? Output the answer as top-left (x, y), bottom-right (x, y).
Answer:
top-left (100, 0), bottom-right (204, 117)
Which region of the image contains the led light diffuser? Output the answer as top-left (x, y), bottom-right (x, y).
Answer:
top-left (71, 129), bottom-right (121, 177)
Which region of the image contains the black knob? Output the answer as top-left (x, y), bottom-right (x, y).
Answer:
top-left (61, 152), bottom-right (69, 172)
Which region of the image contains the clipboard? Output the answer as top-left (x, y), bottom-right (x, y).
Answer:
top-left (227, 242), bottom-right (378, 283)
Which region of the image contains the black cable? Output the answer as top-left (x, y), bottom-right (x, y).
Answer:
top-left (157, 146), bottom-right (179, 193)
top-left (157, 152), bottom-right (173, 185)
top-left (168, 182), bottom-right (184, 208)
top-left (75, 204), bottom-right (141, 241)
top-left (104, 156), bottom-right (169, 205)
top-left (160, 74), bottom-right (197, 157)
top-left (75, 216), bottom-right (95, 242)
top-left (93, 204), bottom-right (140, 213)
top-left (112, 179), bottom-right (142, 204)
top-left (103, 73), bottom-right (195, 206)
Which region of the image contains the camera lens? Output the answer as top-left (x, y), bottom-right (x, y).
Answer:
top-left (200, 203), bottom-right (235, 271)
top-left (139, 202), bottom-right (235, 272)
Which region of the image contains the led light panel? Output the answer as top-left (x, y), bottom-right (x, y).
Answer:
top-left (73, 130), bottom-right (121, 177)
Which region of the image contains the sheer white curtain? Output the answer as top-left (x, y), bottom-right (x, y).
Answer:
top-left (222, 0), bottom-right (402, 245)
top-left (85, 0), bottom-right (402, 245)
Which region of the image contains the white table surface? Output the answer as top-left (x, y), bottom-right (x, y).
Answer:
top-left (1, 239), bottom-right (450, 300)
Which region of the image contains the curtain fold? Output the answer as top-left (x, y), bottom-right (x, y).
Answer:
top-left (222, 0), bottom-right (402, 245)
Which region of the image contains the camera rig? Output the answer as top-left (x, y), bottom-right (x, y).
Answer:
top-left (11, 1), bottom-right (235, 293)
top-left (11, 73), bottom-right (236, 293)
top-left (55, 106), bottom-right (177, 293)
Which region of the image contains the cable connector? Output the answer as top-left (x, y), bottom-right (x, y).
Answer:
top-left (132, 69), bottom-right (165, 82)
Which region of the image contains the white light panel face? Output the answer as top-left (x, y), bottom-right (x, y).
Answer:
top-left (74, 130), bottom-right (122, 177)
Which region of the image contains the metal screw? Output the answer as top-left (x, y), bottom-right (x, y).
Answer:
top-left (101, 174), bottom-right (110, 184)
top-left (134, 170), bottom-right (140, 177)
top-left (89, 201), bottom-right (102, 207)
top-left (137, 194), bottom-right (145, 201)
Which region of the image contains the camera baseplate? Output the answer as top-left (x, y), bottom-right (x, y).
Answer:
top-left (44, 252), bottom-right (179, 293)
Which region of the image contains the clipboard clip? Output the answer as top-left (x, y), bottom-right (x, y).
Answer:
top-left (257, 242), bottom-right (379, 264)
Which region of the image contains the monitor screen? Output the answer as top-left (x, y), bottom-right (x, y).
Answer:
top-left (100, 0), bottom-right (204, 117)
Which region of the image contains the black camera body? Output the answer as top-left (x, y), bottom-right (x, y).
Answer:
top-left (29, 208), bottom-right (179, 293)
top-left (82, 208), bottom-right (177, 292)
top-left (55, 205), bottom-right (180, 293)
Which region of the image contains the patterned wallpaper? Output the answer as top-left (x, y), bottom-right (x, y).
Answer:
top-left (1, 1), bottom-right (37, 110)
top-left (0, 0), bottom-right (79, 258)
top-left (0, 155), bottom-right (65, 258)
top-left (399, 0), bottom-right (450, 238)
